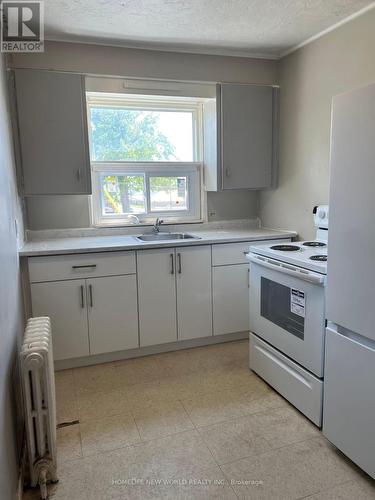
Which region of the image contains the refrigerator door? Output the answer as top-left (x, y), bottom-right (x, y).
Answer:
top-left (323, 325), bottom-right (375, 479)
top-left (326, 83), bottom-right (375, 342)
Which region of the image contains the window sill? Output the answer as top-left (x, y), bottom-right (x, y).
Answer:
top-left (91, 218), bottom-right (205, 229)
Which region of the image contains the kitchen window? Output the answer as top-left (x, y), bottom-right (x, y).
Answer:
top-left (87, 92), bottom-right (203, 226)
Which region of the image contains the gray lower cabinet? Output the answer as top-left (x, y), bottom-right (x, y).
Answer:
top-left (176, 245), bottom-right (212, 341)
top-left (14, 69), bottom-right (91, 195)
top-left (31, 275), bottom-right (139, 360)
top-left (28, 239), bottom-right (289, 362)
top-left (137, 248), bottom-right (178, 347)
top-left (211, 239), bottom-right (290, 335)
top-left (31, 279), bottom-right (90, 361)
top-left (137, 245), bottom-right (212, 346)
top-left (218, 83), bottom-right (278, 190)
top-left (213, 264), bottom-right (250, 335)
top-left (86, 275), bottom-right (138, 355)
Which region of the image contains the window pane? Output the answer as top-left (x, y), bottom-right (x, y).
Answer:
top-left (90, 107), bottom-right (194, 162)
top-left (150, 176), bottom-right (188, 212)
top-left (100, 174), bottom-right (146, 215)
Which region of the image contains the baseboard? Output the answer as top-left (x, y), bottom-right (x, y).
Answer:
top-left (54, 331), bottom-right (249, 370)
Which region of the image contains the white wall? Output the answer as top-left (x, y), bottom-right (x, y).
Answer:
top-left (10, 41), bottom-right (277, 230)
top-left (0, 54), bottom-right (25, 500)
top-left (259, 7), bottom-right (375, 240)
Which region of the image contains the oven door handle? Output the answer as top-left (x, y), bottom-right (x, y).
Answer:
top-left (247, 254), bottom-right (326, 286)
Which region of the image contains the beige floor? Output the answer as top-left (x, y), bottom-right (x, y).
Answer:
top-left (24, 339), bottom-right (375, 500)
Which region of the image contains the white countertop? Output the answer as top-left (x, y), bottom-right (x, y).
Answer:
top-left (19, 223), bottom-right (296, 257)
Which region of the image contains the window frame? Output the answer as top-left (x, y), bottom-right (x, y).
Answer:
top-left (91, 162), bottom-right (203, 226)
top-left (86, 93), bottom-right (204, 227)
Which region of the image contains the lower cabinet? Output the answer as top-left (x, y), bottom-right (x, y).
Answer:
top-left (31, 274), bottom-right (138, 360)
top-left (213, 264), bottom-right (250, 335)
top-left (137, 248), bottom-right (178, 347)
top-left (87, 275), bottom-right (138, 355)
top-left (176, 245), bottom-right (212, 340)
top-left (137, 245), bottom-right (212, 346)
top-left (28, 239), bottom-right (289, 362)
top-left (31, 279), bottom-right (90, 360)
top-left (211, 239), bottom-right (290, 335)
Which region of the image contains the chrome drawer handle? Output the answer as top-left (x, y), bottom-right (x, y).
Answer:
top-left (80, 285), bottom-right (85, 308)
top-left (89, 284), bottom-right (93, 307)
top-left (72, 264), bottom-right (97, 269)
top-left (170, 253), bottom-right (174, 275)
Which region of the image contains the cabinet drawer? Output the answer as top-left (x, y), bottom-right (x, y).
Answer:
top-left (250, 333), bottom-right (323, 426)
top-left (28, 251), bottom-right (136, 283)
top-left (212, 239), bottom-right (289, 266)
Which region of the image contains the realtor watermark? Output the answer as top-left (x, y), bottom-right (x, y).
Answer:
top-left (111, 477), bottom-right (264, 487)
top-left (1, 1), bottom-right (44, 52)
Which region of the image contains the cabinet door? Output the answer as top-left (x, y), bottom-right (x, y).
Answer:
top-left (14, 69), bottom-right (91, 195)
top-left (137, 249), bottom-right (177, 347)
top-left (87, 275), bottom-right (139, 355)
top-left (31, 280), bottom-right (89, 361)
top-left (176, 245), bottom-right (212, 340)
top-left (220, 83), bottom-right (277, 190)
top-left (213, 264), bottom-right (250, 335)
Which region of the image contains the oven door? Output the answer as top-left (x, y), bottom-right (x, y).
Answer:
top-left (248, 254), bottom-right (326, 377)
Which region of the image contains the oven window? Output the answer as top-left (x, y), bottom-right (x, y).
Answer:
top-left (260, 277), bottom-right (305, 340)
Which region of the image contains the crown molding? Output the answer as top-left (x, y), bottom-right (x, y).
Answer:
top-left (44, 36), bottom-right (280, 60)
top-left (281, 1), bottom-right (375, 58)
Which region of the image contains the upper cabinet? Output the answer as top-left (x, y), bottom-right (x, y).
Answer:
top-left (14, 70), bottom-right (91, 195)
top-left (205, 83), bottom-right (278, 191)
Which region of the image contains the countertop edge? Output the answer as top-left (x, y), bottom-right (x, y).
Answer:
top-left (19, 230), bottom-right (297, 257)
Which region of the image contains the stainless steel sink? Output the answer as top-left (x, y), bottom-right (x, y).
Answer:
top-left (135, 232), bottom-right (201, 242)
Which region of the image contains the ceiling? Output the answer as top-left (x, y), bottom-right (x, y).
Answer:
top-left (44, 0), bottom-right (374, 58)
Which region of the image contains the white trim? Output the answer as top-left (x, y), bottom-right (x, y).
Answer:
top-left (85, 77), bottom-right (217, 98)
top-left (86, 93), bottom-right (203, 162)
top-left (86, 92), bottom-right (204, 226)
top-left (281, 2), bottom-right (375, 58)
top-left (91, 162), bottom-right (203, 226)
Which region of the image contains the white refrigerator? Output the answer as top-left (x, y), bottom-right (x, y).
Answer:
top-left (324, 83), bottom-right (375, 479)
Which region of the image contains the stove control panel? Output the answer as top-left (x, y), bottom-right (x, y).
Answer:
top-left (313, 205), bottom-right (329, 229)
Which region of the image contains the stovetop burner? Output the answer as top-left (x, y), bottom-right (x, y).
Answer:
top-left (303, 241), bottom-right (327, 247)
top-left (310, 255), bottom-right (327, 262)
top-left (270, 244), bottom-right (301, 252)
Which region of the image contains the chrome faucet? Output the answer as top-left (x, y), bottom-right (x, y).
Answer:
top-left (153, 218), bottom-right (164, 233)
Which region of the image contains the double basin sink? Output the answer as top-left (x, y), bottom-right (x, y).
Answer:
top-left (135, 232), bottom-right (201, 242)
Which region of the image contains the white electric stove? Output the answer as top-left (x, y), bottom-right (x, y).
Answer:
top-left (247, 206), bottom-right (328, 427)
top-left (249, 205), bottom-right (328, 275)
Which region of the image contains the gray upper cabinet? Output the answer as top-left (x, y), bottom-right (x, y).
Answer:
top-left (218, 83), bottom-right (278, 190)
top-left (14, 70), bottom-right (91, 195)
